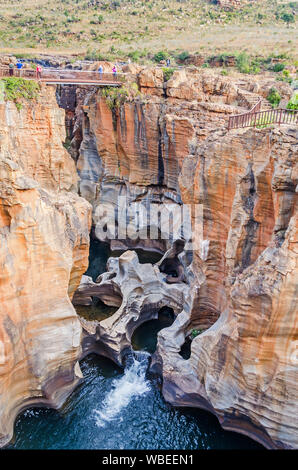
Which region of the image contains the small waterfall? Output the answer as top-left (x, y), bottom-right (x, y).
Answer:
top-left (94, 351), bottom-right (151, 428)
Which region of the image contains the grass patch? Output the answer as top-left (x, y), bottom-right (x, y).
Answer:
top-left (1, 77), bottom-right (40, 110)
top-left (0, 0), bottom-right (296, 65)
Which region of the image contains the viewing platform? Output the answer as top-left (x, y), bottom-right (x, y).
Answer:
top-left (0, 67), bottom-right (123, 86)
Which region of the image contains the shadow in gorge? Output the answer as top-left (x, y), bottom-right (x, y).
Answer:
top-left (179, 337), bottom-right (192, 360)
top-left (74, 297), bottom-right (118, 322)
top-left (85, 238), bottom-right (111, 282)
top-left (85, 234), bottom-right (164, 282)
top-left (132, 306), bottom-right (175, 354)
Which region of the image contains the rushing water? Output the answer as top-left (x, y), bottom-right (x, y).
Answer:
top-left (8, 241), bottom-right (262, 449)
top-left (9, 323), bottom-right (261, 449)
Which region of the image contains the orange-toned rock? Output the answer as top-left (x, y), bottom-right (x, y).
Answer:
top-left (67, 69), bottom-right (297, 449)
top-left (154, 126), bottom-right (298, 449)
top-left (138, 67), bottom-right (164, 96)
top-left (166, 70), bottom-right (238, 104)
top-left (0, 87), bottom-right (91, 447)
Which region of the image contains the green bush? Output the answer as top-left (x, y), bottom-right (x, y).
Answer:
top-left (162, 67), bottom-right (174, 81)
top-left (236, 52), bottom-right (250, 73)
top-left (85, 49), bottom-right (105, 61)
top-left (101, 86), bottom-right (129, 110)
top-left (267, 87), bottom-right (281, 108)
top-left (128, 50), bottom-right (141, 62)
top-left (153, 50), bottom-right (169, 63)
top-left (281, 12), bottom-right (295, 26)
top-left (1, 77), bottom-right (40, 110)
top-left (190, 329), bottom-right (203, 340)
top-left (273, 63), bottom-right (285, 72)
top-left (287, 91), bottom-right (298, 110)
top-left (177, 51), bottom-right (190, 62)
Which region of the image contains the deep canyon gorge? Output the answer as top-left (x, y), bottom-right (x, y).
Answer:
top-left (0, 65), bottom-right (297, 450)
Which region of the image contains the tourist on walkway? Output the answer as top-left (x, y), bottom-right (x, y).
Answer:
top-left (16, 60), bottom-right (23, 77)
top-left (112, 65), bottom-right (117, 78)
top-left (9, 62), bottom-right (14, 76)
top-left (166, 58), bottom-right (171, 67)
top-left (98, 65), bottom-right (103, 79)
top-left (36, 65), bottom-right (42, 80)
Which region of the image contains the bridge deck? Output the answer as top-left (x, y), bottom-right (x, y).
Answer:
top-left (43, 79), bottom-right (121, 86)
top-left (0, 67), bottom-right (123, 86)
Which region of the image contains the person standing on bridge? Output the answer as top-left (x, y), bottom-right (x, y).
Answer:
top-left (112, 65), bottom-right (117, 78)
top-left (36, 65), bottom-right (42, 80)
top-left (98, 65), bottom-right (103, 79)
top-left (16, 60), bottom-right (23, 77)
top-left (9, 61), bottom-right (14, 77)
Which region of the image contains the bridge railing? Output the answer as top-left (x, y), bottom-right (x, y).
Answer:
top-left (228, 100), bottom-right (297, 129)
top-left (228, 99), bottom-right (261, 129)
top-left (0, 66), bottom-right (125, 83)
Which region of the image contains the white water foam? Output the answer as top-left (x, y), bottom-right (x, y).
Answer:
top-left (94, 355), bottom-right (151, 427)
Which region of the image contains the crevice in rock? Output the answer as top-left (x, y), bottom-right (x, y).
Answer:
top-left (179, 337), bottom-right (192, 360)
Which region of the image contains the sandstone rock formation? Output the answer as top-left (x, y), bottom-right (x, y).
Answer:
top-left (0, 86), bottom-right (91, 447)
top-left (153, 126), bottom-right (298, 449)
top-left (1, 65), bottom-right (296, 451)
top-left (68, 69), bottom-right (297, 449)
top-left (74, 249), bottom-right (189, 365)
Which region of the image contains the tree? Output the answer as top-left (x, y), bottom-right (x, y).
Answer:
top-left (281, 12), bottom-right (295, 27)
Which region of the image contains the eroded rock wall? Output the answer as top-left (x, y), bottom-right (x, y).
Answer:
top-left (156, 126), bottom-right (298, 449)
top-left (0, 87), bottom-right (91, 447)
top-left (70, 69), bottom-right (297, 449)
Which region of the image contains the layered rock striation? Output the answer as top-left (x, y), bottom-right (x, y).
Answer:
top-left (0, 87), bottom-right (91, 447)
top-left (0, 66), bottom-right (296, 450)
top-left (68, 69), bottom-right (297, 449)
top-left (153, 126), bottom-right (298, 449)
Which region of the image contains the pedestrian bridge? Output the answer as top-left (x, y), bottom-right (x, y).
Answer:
top-left (0, 67), bottom-right (123, 86)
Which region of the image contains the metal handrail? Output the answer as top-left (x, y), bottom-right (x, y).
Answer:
top-left (228, 104), bottom-right (297, 130)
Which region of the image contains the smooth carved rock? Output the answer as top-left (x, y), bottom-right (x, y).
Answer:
top-left (0, 87), bottom-right (92, 447)
top-left (75, 250), bottom-right (189, 365)
top-left (68, 71), bottom-right (297, 449)
top-left (155, 213), bottom-right (297, 449)
top-left (153, 127), bottom-right (298, 449)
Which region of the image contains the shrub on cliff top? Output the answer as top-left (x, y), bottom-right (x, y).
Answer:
top-left (287, 91), bottom-right (298, 110)
top-left (177, 51), bottom-right (190, 62)
top-left (273, 62), bottom-right (285, 73)
top-left (1, 77), bottom-right (40, 110)
top-left (153, 50), bottom-right (169, 63)
top-left (162, 67), bottom-right (174, 82)
top-left (267, 87), bottom-right (281, 108)
top-left (101, 87), bottom-right (128, 110)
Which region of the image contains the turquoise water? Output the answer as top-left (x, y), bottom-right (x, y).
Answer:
top-left (8, 241), bottom-right (262, 450)
top-left (9, 351), bottom-right (261, 449)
